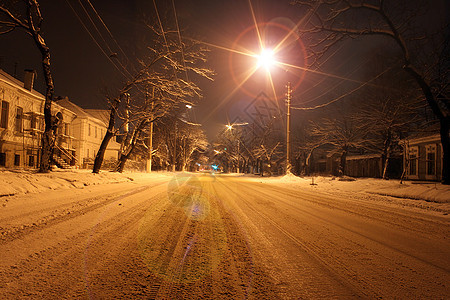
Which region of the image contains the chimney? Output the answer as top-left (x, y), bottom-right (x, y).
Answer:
top-left (24, 69), bottom-right (36, 91)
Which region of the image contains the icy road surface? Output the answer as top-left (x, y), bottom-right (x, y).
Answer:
top-left (1, 173), bottom-right (449, 299)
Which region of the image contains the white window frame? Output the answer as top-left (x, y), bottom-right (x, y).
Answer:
top-left (408, 146), bottom-right (419, 179)
top-left (425, 144), bottom-right (437, 179)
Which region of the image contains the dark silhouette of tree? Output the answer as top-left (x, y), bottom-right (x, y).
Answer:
top-left (92, 24), bottom-right (213, 173)
top-left (0, 0), bottom-right (56, 172)
top-left (293, 0), bottom-right (450, 183)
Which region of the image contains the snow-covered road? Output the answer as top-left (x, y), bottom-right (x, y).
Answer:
top-left (1, 173), bottom-right (449, 299)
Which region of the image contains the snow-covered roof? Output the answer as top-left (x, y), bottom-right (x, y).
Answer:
top-left (55, 98), bottom-right (90, 118)
top-left (0, 68), bottom-right (44, 100)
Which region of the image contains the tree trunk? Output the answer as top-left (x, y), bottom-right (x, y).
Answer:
top-left (404, 65), bottom-right (449, 184)
top-left (115, 153), bottom-right (129, 173)
top-left (114, 120), bottom-right (147, 173)
top-left (338, 147), bottom-right (348, 177)
top-left (35, 23), bottom-right (55, 172)
top-left (382, 131), bottom-right (392, 180)
top-left (93, 99), bottom-right (119, 173)
top-left (439, 117), bottom-right (449, 184)
top-left (93, 131), bottom-right (114, 173)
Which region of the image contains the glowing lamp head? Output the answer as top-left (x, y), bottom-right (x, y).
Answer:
top-left (257, 49), bottom-right (275, 69)
top-left (225, 124), bottom-right (233, 131)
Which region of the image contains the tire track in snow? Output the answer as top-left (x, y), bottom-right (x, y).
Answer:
top-left (245, 181), bottom-right (450, 273)
top-left (0, 181), bottom-right (169, 298)
top-left (214, 176), bottom-right (366, 298)
top-left (228, 178), bottom-right (450, 298)
top-left (0, 181), bottom-right (167, 242)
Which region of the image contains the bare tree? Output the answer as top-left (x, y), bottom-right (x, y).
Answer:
top-left (353, 63), bottom-right (424, 179)
top-left (92, 25), bottom-right (213, 173)
top-left (253, 142), bottom-right (282, 176)
top-left (0, 0), bottom-right (57, 172)
top-left (309, 106), bottom-right (366, 176)
top-left (178, 122), bottom-right (208, 172)
top-left (293, 0), bottom-right (450, 183)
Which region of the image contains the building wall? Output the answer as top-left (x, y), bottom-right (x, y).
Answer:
top-left (402, 135), bottom-right (442, 181)
top-left (75, 118), bottom-right (120, 168)
top-left (1, 70), bottom-right (121, 170)
top-left (0, 74), bottom-right (45, 168)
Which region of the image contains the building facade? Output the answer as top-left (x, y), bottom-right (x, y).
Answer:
top-left (400, 133), bottom-right (442, 181)
top-left (56, 98), bottom-right (120, 169)
top-left (0, 69), bottom-right (119, 170)
top-left (0, 69), bottom-right (78, 169)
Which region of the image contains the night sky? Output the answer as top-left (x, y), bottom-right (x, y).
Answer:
top-left (0, 0), bottom-right (447, 139)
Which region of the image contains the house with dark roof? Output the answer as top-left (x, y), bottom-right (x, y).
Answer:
top-left (400, 130), bottom-right (442, 181)
top-left (0, 69), bottom-right (76, 169)
top-left (56, 97), bottom-right (120, 169)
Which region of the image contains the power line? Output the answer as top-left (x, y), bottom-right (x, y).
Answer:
top-left (291, 64), bottom-right (395, 111)
top-left (171, 0), bottom-right (189, 82)
top-left (84, 0), bottom-right (132, 65)
top-left (64, 0), bottom-right (130, 79)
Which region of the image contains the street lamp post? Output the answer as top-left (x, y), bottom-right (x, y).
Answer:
top-left (286, 82), bottom-right (292, 174)
top-left (146, 87), bottom-right (155, 173)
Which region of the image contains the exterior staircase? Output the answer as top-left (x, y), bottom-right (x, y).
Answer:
top-left (52, 144), bottom-right (77, 169)
top-left (52, 154), bottom-right (71, 169)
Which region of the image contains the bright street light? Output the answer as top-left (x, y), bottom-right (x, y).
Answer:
top-left (256, 48), bottom-right (275, 70)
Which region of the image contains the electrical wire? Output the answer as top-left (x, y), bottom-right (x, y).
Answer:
top-left (84, 0), bottom-right (132, 65)
top-left (291, 64), bottom-right (396, 110)
top-left (76, 0), bottom-right (133, 79)
top-left (171, 0), bottom-right (189, 82)
top-left (64, 0), bottom-right (130, 79)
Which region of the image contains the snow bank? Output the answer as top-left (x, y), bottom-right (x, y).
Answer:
top-left (251, 174), bottom-right (450, 203)
top-left (1, 170), bottom-right (448, 204)
top-left (0, 169), bottom-right (171, 198)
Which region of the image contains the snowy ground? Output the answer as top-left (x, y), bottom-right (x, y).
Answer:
top-left (1, 170), bottom-right (449, 298)
top-left (1, 169), bottom-right (449, 211)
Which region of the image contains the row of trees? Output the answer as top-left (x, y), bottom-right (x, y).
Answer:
top-left (212, 57), bottom-right (428, 179)
top-left (0, 0), bottom-right (212, 173)
top-left (291, 0), bottom-right (449, 184)
top-left (92, 23), bottom-right (213, 173)
top-left (214, 0), bottom-right (448, 184)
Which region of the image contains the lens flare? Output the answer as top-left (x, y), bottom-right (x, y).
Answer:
top-left (256, 49), bottom-right (275, 69)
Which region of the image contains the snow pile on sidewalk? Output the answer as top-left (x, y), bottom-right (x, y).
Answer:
top-left (0, 169), bottom-right (168, 197)
top-left (255, 174), bottom-right (450, 203)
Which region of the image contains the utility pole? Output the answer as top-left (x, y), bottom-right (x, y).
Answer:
top-left (237, 138), bottom-right (240, 173)
top-left (286, 82), bottom-right (292, 174)
top-left (146, 87), bottom-right (154, 173)
top-left (173, 120), bottom-right (177, 172)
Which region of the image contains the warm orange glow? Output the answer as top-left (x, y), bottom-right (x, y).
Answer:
top-left (256, 49), bottom-right (275, 70)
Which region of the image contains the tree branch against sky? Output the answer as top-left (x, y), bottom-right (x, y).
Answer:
top-left (92, 19), bottom-right (214, 173)
top-left (0, 0), bottom-right (57, 172)
top-left (293, 0), bottom-right (450, 183)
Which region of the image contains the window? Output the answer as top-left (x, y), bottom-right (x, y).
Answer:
top-left (29, 155), bottom-right (35, 167)
top-left (14, 154), bottom-right (20, 166)
top-left (31, 114), bottom-right (37, 129)
top-left (88, 124), bottom-right (91, 136)
top-left (1, 101), bottom-right (9, 129)
top-left (65, 123), bottom-right (70, 136)
top-left (426, 144), bottom-right (436, 176)
top-left (15, 106), bottom-right (23, 132)
top-left (408, 146), bottom-right (418, 176)
top-left (95, 126), bottom-right (97, 138)
top-left (0, 153), bottom-right (5, 166)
